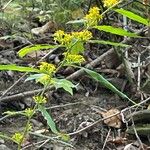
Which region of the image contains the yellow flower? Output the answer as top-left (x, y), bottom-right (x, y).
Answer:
top-left (72, 30), bottom-right (92, 41)
top-left (33, 95), bottom-right (47, 104)
top-left (12, 132), bottom-right (23, 144)
top-left (64, 53), bottom-right (85, 64)
top-left (103, 0), bottom-right (119, 7)
top-left (54, 29), bottom-right (92, 46)
top-left (24, 108), bottom-right (34, 118)
top-left (39, 62), bottom-right (56, 75)
top-left (54, 30), bottom-right (73, 45)
top-left (63, 34), bottom-right (73, 45)
top-left (54, 30), bottom-right (65, 42)
top-left (84, 7), bottom-right (102, 27)
top-left (89, 6), bottom-right (100, 15)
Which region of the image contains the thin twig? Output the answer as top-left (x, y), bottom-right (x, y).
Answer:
top-left (130, 109), bottom-right (144, 150)
top-left (1, 73), bottom-right (27, 98)
top-left (0, 26), bottom-right (146, 102)
top-left (102, 128), bottom-right (111, 150)
top-left (0, 47), bottom-right (58, 98)
top-left (47, 102), bottom-right (83, 110)
top-left (36, 139), bottom-right (50, 149)
top-left (20, 97), bottom-right (150, 146)
top-left (68, 96), bottom-right (150, 136)
top-left (21, 139), bottom-right (50, 150)
top-left (2, 0), bottom-right (14, 10)
top-left (29, 132), bottom-right (74, 148)
top-left (0, 48), bottom-right (114, 103)
top-left (137, 53), bottom-right (141, 91)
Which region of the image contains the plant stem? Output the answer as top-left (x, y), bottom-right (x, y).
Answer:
top-left (17, 104), bottom-right (37, 150)
top-left (55, 39), bottom-right (79, 72)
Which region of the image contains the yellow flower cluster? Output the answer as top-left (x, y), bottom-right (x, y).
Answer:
top-left (54, 30), bottom-right (92, 45)
top-left (12, 132), bottom-right (23, 144)
top-left (39, 62), bottom-right (56, 75)
top-left (64, 53), bottom-right (85, 64)
top-left (33, 95), bottom-right (47, 104)
top-left (84, 7), bottom-right (102, 27)
top-left (24, 108), bottom-right (34, 118)
top-left (103, 0), bottom-right (119, 7)
top-left (72, 30), bottom-right (92, 41)
top-left (54, 30), bottom-right (72, 45)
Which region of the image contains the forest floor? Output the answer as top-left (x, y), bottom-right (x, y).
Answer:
top-left (0, 7), bottom-right (150, 150)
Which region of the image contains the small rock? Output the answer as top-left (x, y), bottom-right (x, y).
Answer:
top-left (0, 144), bottom-right (11, 150)
top-left (31, 119), bottom-right (43, 128)
top-left (0, 139), bottom-right (4, 144)
top-left (53, 144), bottom-right (64, 150)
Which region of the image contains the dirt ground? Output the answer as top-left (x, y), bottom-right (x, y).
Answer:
top-left (0, 6), bottom-right (150, 150)
top-left (0, 42), bottom-right (150, 149)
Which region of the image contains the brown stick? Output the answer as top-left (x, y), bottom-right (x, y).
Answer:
top-left (0, 48), bottom-right (114, 103)
top-left (68, 96), bottom-right (150, 136)
top-left (0, 27), bottom-right (145, 103)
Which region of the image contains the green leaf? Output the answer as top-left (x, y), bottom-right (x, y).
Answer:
top-left (84, 68), bottom-right (136, 104)
top-left (70, 41), bottom-right (84, 54)
top-left (115, 9), bottom-right (149, 26)
top-left (52, 78), bottom-right (77, 95)
top-left (38, 104), bottom-right (59, 134)
top-left (18, 44), bottom-right (59, 58)
top-left (25, 74), bottom-right (44, 81)
top-left (94, 25), bottom-right (140, 37)
top-left (88, 40), bottom-right (130, 47)
top-left (26, 73), bottom-right (52, 86)
top-left (0, 64), bottom-right (39, 73)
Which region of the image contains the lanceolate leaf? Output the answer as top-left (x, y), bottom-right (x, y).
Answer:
top-left (18, 44), bottom-right (59, 58)
top-left (115, 9), bottom-right (149, 26)
top-left (0, 64), bottom-right (39, 73)
top-left (84, 68), bottom-right (136, 104)
top-left (94, 25), bottom-right (140, 37)
top-left (38, 104), bottom-right (59, 134)
top-left (88, 40), bottom-right (130, 47)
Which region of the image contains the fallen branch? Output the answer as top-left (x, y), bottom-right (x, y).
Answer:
top-left (0, 47), bottom-right (58, 98)
top-left (0, 28), bottom-right (146, 103)
top-left (0, 48), bottom-right (114, 103)
top-left (68, 96), bottom-right (150, 136)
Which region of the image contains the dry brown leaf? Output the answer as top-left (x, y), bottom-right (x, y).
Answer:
top-left (31, 21), bottom-right (57, 35)
top-left (21, 50), bottom-right (48, 63)
top-left (147, 104), bottom-right (150, 110)
top-left (34, 128), bottom-right (49, 134)
top-left (26, 50), bottom-right (47, 59)
top-left (108, 136), bottom-right (127, 145)
top-left (143, 0), bottom-right (148, 5)
top-left (100, 108), bottom-right (122, 128)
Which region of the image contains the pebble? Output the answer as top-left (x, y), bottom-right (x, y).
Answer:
top-left (0, 144), bottom-right (11, 150)
top-left (0, 139), bottom-right (4, 144)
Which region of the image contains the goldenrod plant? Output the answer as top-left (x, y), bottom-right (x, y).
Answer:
top-left (0, 2), bottom-right (149, 149)
top-left (103, 0), bottom-right (120, 7)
